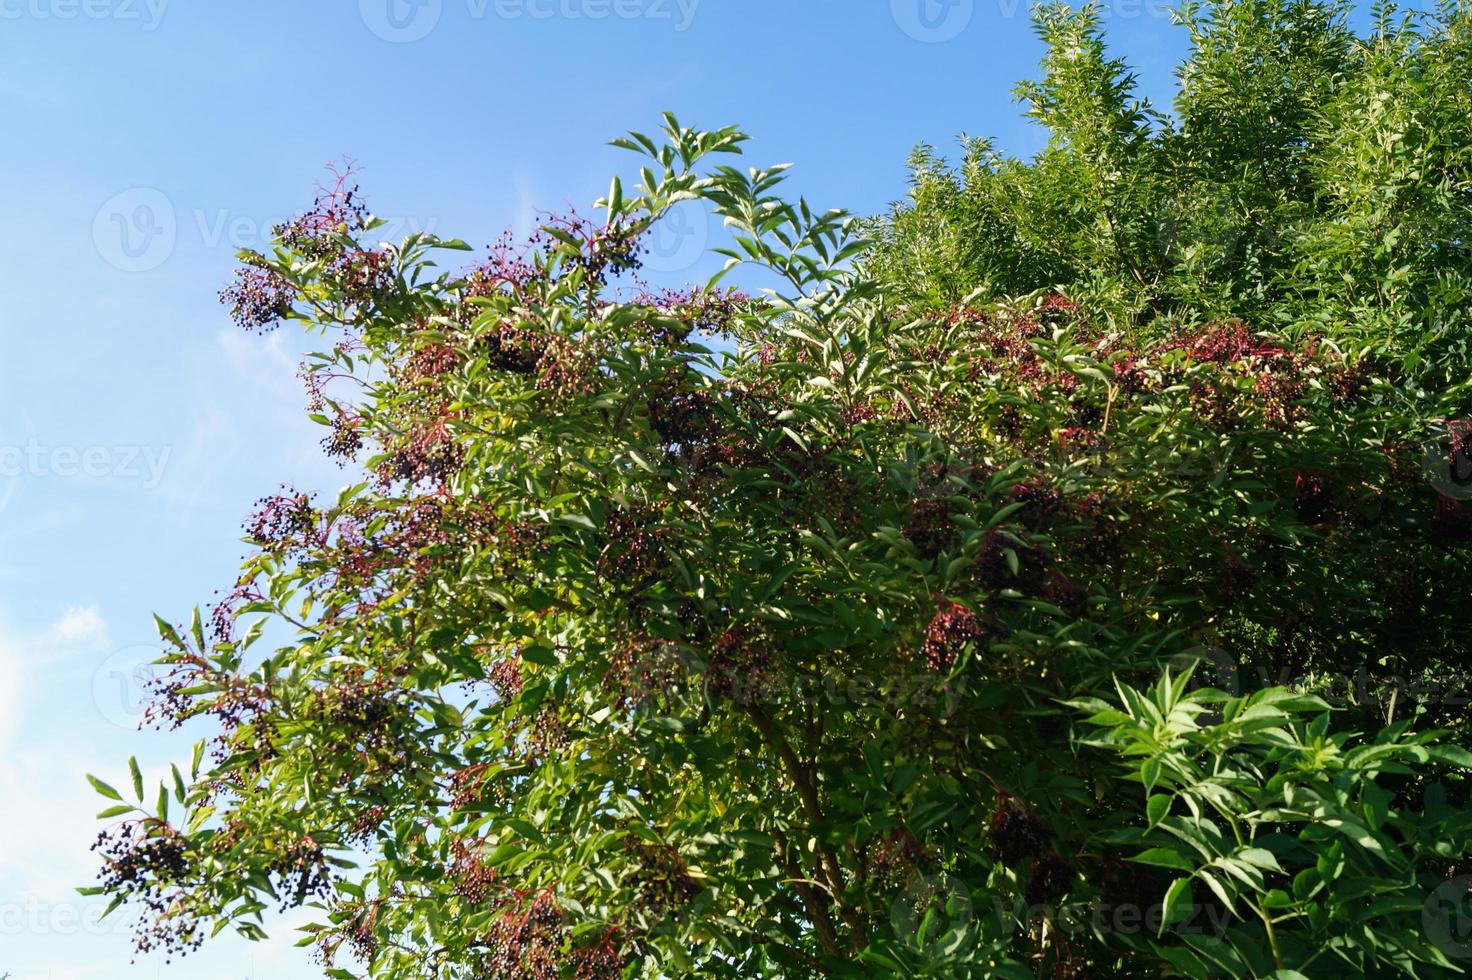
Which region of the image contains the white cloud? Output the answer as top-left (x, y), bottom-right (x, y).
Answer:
top-left (0, 607), bottom-right (109, 754)
top-left (50, 607), bottom-right (108, 647)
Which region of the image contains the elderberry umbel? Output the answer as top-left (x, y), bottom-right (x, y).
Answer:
top-left (705, 626), bottom-right (776, 703)
top-left (1025, 850), bottom-right (1075, 906)
top-left (921, 600), bottom-right (986, 672)
top-left (246, 490), bottom-right (316, 549)
top-left (603, 635), bottom-right (687, 710)
top-left (220, 265), bottom-right (293, 332)
top-left (481, 321), bottom-right (549, 374)
top-left (988, 795), bottom-right (1050, 865)
top-left (866, 829), bottom-right (932, 890)
top-left (597, 506), bottom-right (673, 592)
top-left (648, 377), bottom-right (718, 448)
top-left (623, 836), bottom-right (700, 917)
top-left (271, 835), bottom-right (333, 910)
top-left (905, 497), bottom-right (956, 561)
top-left (92, 823), bottom-right (204, 962)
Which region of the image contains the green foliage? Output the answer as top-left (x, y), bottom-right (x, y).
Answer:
top-left (1076, 671), bottom-right (1472, 977)
top-left (81, 4), bottom-right (1472, 977)
top-left (865, 0), bottom-right (1472, 360)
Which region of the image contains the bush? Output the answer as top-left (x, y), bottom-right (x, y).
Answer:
top-left (84, 2), bottom-right (1472, 976)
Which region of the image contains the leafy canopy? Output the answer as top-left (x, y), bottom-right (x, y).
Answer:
top-left (85, 2), bottom-right (1472, 977)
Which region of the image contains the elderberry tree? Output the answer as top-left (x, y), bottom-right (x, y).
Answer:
top-left (82, 41), bottom-right (1472, 979)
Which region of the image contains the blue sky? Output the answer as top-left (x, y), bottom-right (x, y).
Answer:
top-left (0, 1), bottom-right (1205, 976)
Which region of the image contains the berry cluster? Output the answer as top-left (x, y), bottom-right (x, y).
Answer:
top-left (1025, 850), bottom-right (1075, 906)
top-left (921, 600), bottom-right (986, 672)
top-left (380, 421), bottom-right (464, 487)
top-left (404, 341), bottom-right (463, 381)
top-left (478, 891), bottom-right (565, 979)
top-left (1166, 321), bottom-right (1287, 365)
top-left (1057, 426), bottom-right (1104, 457)
top-left (464, 231), bottom-right (542, 301)
top-left (623, 837), bottom-right (700, 917)
top-left (1431, 494), bottom-right (1472, 544)
top-left (987, 796), bottom-right (1051, 865)
top-left (1091, 853), bottom-right (1169, 917)
top-left (1292, 471), bottom-right (1336, 525)
top-left (706, 627), bottom-right (776, 703)
top-left (347, 805), bottom-right (385, 844)
top-left (1043, 571), bottom-right (1087, 615)
top-left (1218, 548), bottom-right (1257, 603)
top-left (865, 829), bottom-right (931, 890)
top-left (648, 377), bottom-right (717, 448)
top-left (603, 635), bottom-right (686, 710)
top-left (905, 497), bottom-right (956, 561)
top-left (1009, 476), bottom-right (1064, 531)
top-left (334, 899), bottom-right (383, 964)
top-left (220, 265), bottom-right (294, 332)
top-left (93, 824), bottom-right (202, 962)
top-left (271, 835), bottom-right (333, 910)
top-left (489, 656), bottom-right (524, 701)
top-left (534, 334), bottom-right (600, 400)
top-left (451, 763), bottom-right (510, 810)
top-left (452, 838), bottom-right (501, 905)
top-left (1071, 492), bottom-right (1122, 564)
top-left (597, 506), bottom-right (673, 592)
top-left (246, 491), bottom-right (316, 549)
top-left (631, 286), bottom-right (749, 346)
top-left (481, 321), bottom-right (549, 375)
top-left (306, 672), bottom-right (409, 775)
top-left (537, 213), bottom-right (646, 286)
top-left (323, 413), bottom-right (363, 464)
top-left (275, 170), bottom-right (370, 259)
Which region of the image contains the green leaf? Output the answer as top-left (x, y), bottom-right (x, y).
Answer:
top-left (1132, 847), bottom-right (1197, 872)
top-left (88, 774), bottom-right (123, 802)
top-left (1161, 877), bottom-right (1194, 933)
